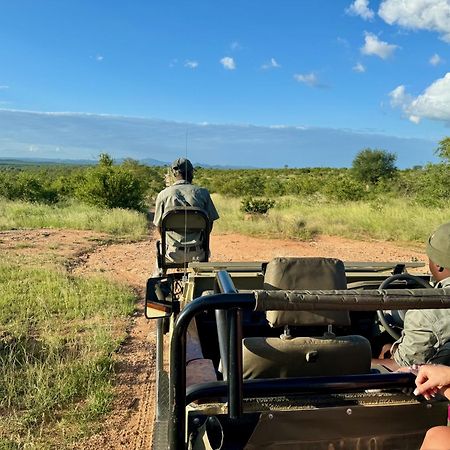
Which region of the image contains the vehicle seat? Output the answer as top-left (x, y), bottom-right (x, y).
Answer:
top-left (156, 207), bottom-right (211, 275)
top-left (243, 257), bottom-right (371, 378)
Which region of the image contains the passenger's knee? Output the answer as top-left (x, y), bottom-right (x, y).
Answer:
top-left (420, 426), bottom-right (450, 450)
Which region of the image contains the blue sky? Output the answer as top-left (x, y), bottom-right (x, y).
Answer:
top-left (0, 0), bottom-right (449, 166)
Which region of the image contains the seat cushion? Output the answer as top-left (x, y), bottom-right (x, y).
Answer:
top-left (264, 257), bottom-right (350, 327)
top-left (243, 335), bottom-right (372, 379)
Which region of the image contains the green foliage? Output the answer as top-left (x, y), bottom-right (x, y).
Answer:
top-left (264, 177), bottom-right (286, 196)
top-left (240, 197), bottom-right (275, 214)
top-left (352, 148), bottom-right (397, 184)
top-left (0, 157), bottom-right (165, 210)
top-left (121, 158), bottom-right (165, 199)
top-left (213, 194), bottom-right (450, 243)
top-left (98, 152), bottom-right (114, 167)
top-left (322, 173), bottom-right (366, 201)
top-left (75, 154), bottom-right (146, 210)
top-left (0, 198), bottom-right (148, 237)
top-left (414, 163), bottom-right (450, 207)
top-left (435, 136), bottom-right (450, 163)
top-left (226, 173), bottom-right (266, 197)
top-left (0, 171), bottom-right (59, 204)
top-left (285, 174), bottom-right (322, 196)
top-left (0, 263), bottom-right (135, 447)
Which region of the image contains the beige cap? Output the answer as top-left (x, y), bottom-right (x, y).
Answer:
top-left (426, 222), bottom-right (450, 269)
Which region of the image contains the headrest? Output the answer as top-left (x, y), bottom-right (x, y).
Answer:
top-left (264, 257), bottom-right (350, 327)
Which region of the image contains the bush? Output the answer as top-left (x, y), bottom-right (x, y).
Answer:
top-left (75, 162), bottom-right (146, 210)
top-left (240, 197), bottom-right (275, 215)
top-left (352, 148), bottom-right (397, 184)
top-left (323, 174), bottom-right (366, 201)
top-left (435, 136), bottom-right (450, 163)
top-left (415, 163), bottom-right (450, 207)
top-left (0, 171), bottom-right (59, 204)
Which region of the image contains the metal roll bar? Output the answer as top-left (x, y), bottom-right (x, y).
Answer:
top-left (168, 275), bottom-right (450, 450)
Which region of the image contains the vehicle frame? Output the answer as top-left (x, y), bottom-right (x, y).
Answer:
top-left (146, 260), bottom-right (450, 450)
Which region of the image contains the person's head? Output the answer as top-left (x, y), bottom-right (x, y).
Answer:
top-left (171, 157), bottom-right (194, 183)
top-left (426, 222), bottom-right (450, 281)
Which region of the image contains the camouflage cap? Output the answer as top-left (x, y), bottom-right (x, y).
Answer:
top-left (171, 157), bottom-right (193, 174)
top-left (426, 222), bottom-right (450, 268)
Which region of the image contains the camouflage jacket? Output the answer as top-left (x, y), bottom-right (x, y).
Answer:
top-left (393, 276), bottom-right (450, 366)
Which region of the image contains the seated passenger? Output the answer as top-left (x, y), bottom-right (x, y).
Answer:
top-left (413, 364), bottom-right (450, 450)
top-left (374, 222), bottom-right (450, 371)
top-left (153, 157), bottom-right (219, 263)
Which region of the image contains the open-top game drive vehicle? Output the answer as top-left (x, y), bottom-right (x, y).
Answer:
top-left (146, 255), bottom-right (450, 450)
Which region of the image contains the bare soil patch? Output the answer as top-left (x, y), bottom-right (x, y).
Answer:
top-left (0, 228), bottom-right (429, 449)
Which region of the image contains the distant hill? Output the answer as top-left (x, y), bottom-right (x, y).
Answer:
top-left (0, 109), bottom-right (439, 168)
top-left (0, 156), bottom-right (246, 169)
top-left (0, 157), bottom-right (95, 166)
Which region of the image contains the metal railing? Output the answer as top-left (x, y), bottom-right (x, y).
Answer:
top-left (168, 272), bottom-right (450, 449)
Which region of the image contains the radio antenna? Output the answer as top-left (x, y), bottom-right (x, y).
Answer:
top-left (182, 129), bottom-right (189, 278)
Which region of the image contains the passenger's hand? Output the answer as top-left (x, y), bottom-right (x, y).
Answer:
top-left (414, 364), bottom-right (450, 400)
top-left (378, 343), bottom-right (392, 359)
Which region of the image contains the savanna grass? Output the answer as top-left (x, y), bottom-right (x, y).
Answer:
top-left (0, 263), bottom-right (135, 449)
top-left (212, 194), bottom-right (450, 243)
top-left (0, 198), bottom-right (147, 239)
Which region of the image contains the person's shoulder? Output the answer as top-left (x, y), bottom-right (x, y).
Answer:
top-left (193, 185), bottom-right (212, 196)
top-left (157, 184), bottom-right (177, 197)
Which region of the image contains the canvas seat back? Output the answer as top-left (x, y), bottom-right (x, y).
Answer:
top-left (157, 207), bottom-right (211, 273)
top-left (243, 257), bottom-right (371, 379)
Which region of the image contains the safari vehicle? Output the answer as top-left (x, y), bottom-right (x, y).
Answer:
top-left (145, 254), bottom-right (450, 450)
top-left (146, 209), bottom-right (450, 450)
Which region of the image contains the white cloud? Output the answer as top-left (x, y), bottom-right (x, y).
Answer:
top-left (95, 55), bottom-right (104, 61)
top-left (379, 0), bottom-right (450, 42)
top-left (294, 72), bottom-right (319, 87)
top-left (230, 41), bottom-right (242, 51)
top-left (361, 32), bottom-right (398, 59)
top-left (389, 85), bottom-right (412, 108)
top-left (261, 58), bottom-right (281, 70)
top-left (220, 56), bottom-right (236, 70)
top-left (429, 53), bottom-right (443, 66)
top-left (336, 37), bottom-right (350, 48)
top-left (0, 85), bottom-right (9, 90)
top-left (184, 60), bottom-right (199, 69)
top-left (389, 73), bottom-right (450, 123)
top-left (346, 0), bottom-right (375, 20)
top-left (353, 62), bottom-right (366, 72)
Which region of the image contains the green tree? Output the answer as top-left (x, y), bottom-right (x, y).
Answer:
top-left (98, 153), bottom-right (114, 167)
top-left (435, 137), bottom-right (450, 163)
top-left (352, 148), bottom-right (397, 184)
top-left (75, 154), bottom-right (145, 210)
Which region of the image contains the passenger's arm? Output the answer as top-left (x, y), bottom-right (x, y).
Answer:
top-left (414, 364), bottom-right (450, 400)
top-left (392, 310), bottom-right (437, 367)
top-left (371, 357), bottom-right (400, 371)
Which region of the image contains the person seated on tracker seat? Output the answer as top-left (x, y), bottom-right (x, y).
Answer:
top-left (153, 157), bottom-right (219, 264)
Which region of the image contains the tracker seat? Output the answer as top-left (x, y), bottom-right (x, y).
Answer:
top-left (156, 207), bottom-right (211, 275)
top-left (243, 257), bottom-right (372, 378)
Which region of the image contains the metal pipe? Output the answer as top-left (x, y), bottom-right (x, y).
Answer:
top-left (227, 308), bottom-right (243, 419)
top-left (169, 292), bottom-right (255, 450)
top-left (185, 372), bottom-right (416, 404)
top-left (214, 270), bottom-right (240, 381)
top-left (155, 318), bottom-right (164, 421)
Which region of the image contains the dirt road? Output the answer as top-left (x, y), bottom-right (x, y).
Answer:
top-left (0, 228), bottom-right (428, 449)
